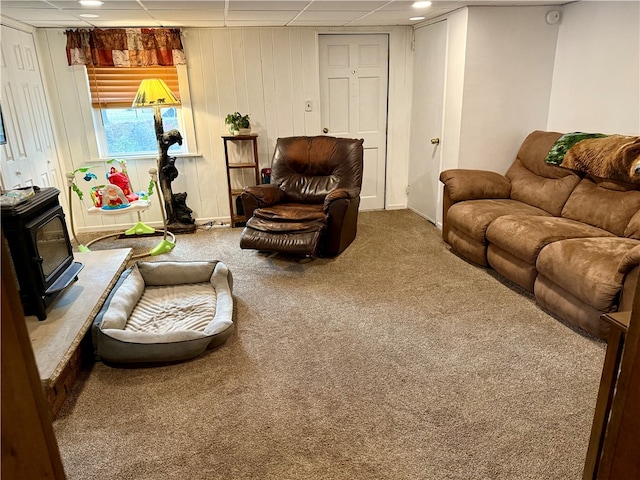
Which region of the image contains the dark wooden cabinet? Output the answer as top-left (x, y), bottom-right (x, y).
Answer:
top-left (222, 134), bottom-right (260, 227)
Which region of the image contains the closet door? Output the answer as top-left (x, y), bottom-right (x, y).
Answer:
top-left (1, 25), bottom-right (58, 190)
top-left (407, 20), bottom-right (447, 225)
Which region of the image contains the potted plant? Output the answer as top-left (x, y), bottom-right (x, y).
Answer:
top-left (225, 112), bottom-right (251, 136)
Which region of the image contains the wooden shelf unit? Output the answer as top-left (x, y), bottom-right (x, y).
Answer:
top-left (222, 134), bottom-right (260, 227)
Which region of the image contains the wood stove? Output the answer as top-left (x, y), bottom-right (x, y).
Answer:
top-left (1, 187), bottom-right (83, 320)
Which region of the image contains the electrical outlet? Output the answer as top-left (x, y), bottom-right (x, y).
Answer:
top-left (305, 100), bottom-right (313, 112)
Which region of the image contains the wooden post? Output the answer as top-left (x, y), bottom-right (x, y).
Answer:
top-left (1, 236), bottom-right (66, 479)
top-left (595, 281), bottom-right (640, 479)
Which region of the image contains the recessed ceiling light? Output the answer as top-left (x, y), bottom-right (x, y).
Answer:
top-left (412, 1), bottom-right (432, 8)
top-left (79, 13), bottom-right (99, 18)
top-left (79, 0), bottom-right (104, 6)
top-left (410, 16), bottom-right (426, 21)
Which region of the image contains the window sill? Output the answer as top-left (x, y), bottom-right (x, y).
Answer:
top-left (89, 152), bottom-right (201, 163)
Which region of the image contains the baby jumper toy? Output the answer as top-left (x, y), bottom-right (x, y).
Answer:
top-left (66, 159), bottom-right (176, 258)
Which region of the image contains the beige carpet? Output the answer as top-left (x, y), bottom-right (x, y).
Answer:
top-left (54, 210), bottom-right (605, 480)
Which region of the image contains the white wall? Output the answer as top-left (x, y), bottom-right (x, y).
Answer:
top-left (457, 6), bottom-right (559, 173)
top-left (547, 1), bottom-right (640, 135)
top-left (439, 8), bottom-right (468, 175)
top-left (36, 26), bottom-right (413, 232)
top-left (423, 6), bottom-right (558, 227)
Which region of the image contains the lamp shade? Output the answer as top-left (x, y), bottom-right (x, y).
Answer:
top-left (132, 78), bottom-right (180, 108)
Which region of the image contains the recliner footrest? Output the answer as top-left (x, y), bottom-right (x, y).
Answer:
top-left (246, 216), bottom-right (325, 233)
top-left (240, 221), bottom-right (324, 257)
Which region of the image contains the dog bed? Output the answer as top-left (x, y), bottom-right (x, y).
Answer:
top-left (92, 260), bottom-right (234, 364)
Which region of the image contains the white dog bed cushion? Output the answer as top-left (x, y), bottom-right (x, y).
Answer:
top-left (92, 260), bottom-right (234, 364)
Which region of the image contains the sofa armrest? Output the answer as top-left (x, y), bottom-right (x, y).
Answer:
top-left (439, 169), bottom-right (511, 202)
top-left (617, 245), bottom-right (640, 311)
top-left (324, 187), bottom-right (360, 211)
top-left (618, 244), bottom-right (640, 274)
top-left (619, 265), bottom-right (640, 312)
top-left (241, 185), bottom-right (287, 220)
top-left (242, 184), bottom-right (287, 206)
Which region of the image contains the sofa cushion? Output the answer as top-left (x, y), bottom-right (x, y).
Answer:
top-left (486, 215), bottom-right (614, 265)
top-left (534, 276), bottom-right (610, 340)
top-left (487, 245), bottom-right (538, 292)
top-left (506, 159), bottom-right (581, 216)
top-left (561, 178), bottom-right (640, 236)
top-left (447, 225), bottom-right (490, 266)
top-left (515, 130), bottom-right (566, 178)
top-left (504, 130), bottom-right (581, 216)
top-left (536, 237), bottom-right (640, 312)
top-left (447, 199), bottom-right (550, 244)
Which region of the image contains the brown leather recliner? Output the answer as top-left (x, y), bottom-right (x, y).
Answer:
top-left (239, 136), bottom-right (364, 258)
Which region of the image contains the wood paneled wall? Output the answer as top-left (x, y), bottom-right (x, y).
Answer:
top-left (36, 26), bottom-right (413, 232)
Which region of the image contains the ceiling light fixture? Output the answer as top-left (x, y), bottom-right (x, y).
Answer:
top-left (410, 16), bottom-right (426, 21)
top-left (78, 0), bottom-right (104, 6)
top-left (79, 13), bottom-right (99, 18)
top-left (412, 1), bottom-right (432, 8)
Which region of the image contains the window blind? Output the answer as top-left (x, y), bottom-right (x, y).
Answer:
top-left (87, 66), bottom-right (180, 108)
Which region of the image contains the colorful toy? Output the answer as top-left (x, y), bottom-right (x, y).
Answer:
top-left (102, 183), bottom-right (129, 209)
top-left (107, 164), bottom-right (139, 203)
top-left (66, 161), bottom-right (176, 258)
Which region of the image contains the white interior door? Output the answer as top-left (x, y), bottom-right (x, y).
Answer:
top-left (1, 26), bottom-right (58, 190)
top-left (408, 21), bottom-right (447, 224)
top-left (319, 34), bottom-right (389, 211)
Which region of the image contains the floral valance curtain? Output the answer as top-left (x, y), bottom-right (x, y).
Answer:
top-left (65, 28), bottom-right (186, 67)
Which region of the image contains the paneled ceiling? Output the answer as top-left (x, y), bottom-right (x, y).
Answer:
top-left (1, 0), bottom-right (569, 28)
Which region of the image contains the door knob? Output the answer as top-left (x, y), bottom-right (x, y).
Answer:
top-left (430, 138), bottom-right (440, 145)
top-left (323, 128), bottom-right (329, 134)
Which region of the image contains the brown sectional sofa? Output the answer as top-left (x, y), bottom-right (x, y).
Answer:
top-left (440, 130), bottom-right (640, 339)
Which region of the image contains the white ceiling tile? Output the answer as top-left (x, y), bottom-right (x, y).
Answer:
top-left (161, 20), bottom-right (226, 27)
top-left (143, 1), bottom-right (225, 9)
top-left (23, 20), bottom-right (96, 27)
top-left (149, 9), bottom-right (225, 20)
top-left (1, 8), bottom-right (81, 21)
top-left (50, 1), bottom-right (146, 10)
top-left (227, 10), bottom-right (299, 22)
top-left (378, 0), bottom-right (451, 11)
top-left (225, 20), bottom-right (292, 26)
top-left (62, 9), bottom-right (157, 21)
top-left (87, 19), bottom-right (162, 27)
top-left (52, 0), bottom-right (131, 7)
top-left (1, 1), bottom-right (56, 9)
top-left (305, 1), bottom-right (387, 11)
top-left (228, 1), bottom-right (310, 11)
top-left (295, 10), bottom-right (369, 22)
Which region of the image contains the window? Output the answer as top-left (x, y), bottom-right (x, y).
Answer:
top-left (87, 66), bottom-right (193, 157)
